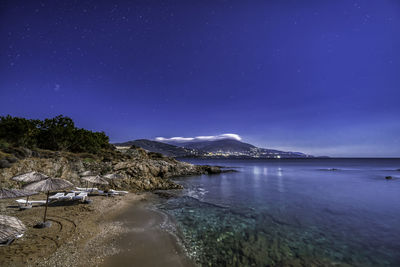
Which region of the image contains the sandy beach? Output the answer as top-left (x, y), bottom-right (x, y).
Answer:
top-left (101, 197), bottom-right (194, 267)
top-left (0, 192), bottom-right (191, 266)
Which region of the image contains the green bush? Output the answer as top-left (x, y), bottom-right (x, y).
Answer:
top-left (0, 115), bottom-right (111, 154)
top-left (0, 139), bottom-right (10, 150)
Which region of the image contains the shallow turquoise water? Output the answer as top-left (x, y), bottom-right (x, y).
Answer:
top-left (157, 159), bottom-right (400, 266)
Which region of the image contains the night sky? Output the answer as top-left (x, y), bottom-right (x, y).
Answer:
top-left (1, 1), bottom-right (399, 157)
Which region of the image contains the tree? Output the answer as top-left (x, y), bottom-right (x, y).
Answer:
top-left (0, 115), bottom-right (40, 147)
top-left (37, 115), bottom-right (76, 151)
top-left (0, 115), bottom-right (111, 154)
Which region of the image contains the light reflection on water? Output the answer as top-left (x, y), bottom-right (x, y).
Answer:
top-left (158, 158), bottom-right (400, 266)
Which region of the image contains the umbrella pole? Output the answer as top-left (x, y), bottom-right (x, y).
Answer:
top-left (43, 191), bottom-right (50, 223)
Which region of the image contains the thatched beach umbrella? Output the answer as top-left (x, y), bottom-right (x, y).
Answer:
top-left (11, 172), bottom-right (48, 205)
top-left (11, 171), bottom-right (48, 183)
top-left (0, 215), bottom-right (26, 245)
top-left (102, 173), bottom-right (123, 190)
top-left (81, 175), bottom-right (108, 192)
top-left (79, 170), bottom-right (94, 177)
top-left (79, 171), bottom-right (97, 189)
top-left (0, 188), bottom-right (38, 199)
top-left (23, 178), bottom-right (73, 228)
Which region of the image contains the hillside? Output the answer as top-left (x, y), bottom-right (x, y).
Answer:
top-left (114, 139), bottom-right (201, 157)
top-left (0, 115), bottom-right (227, 190)
top-left (174, 139), bottom-right (257, 153)
top-left (119, 138), bottom-right (313, 158)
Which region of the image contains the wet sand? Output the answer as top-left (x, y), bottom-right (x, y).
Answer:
top-left (0, 192), bottom-right (191, 266)
top-left (101, 198), bottom-right (194, 267)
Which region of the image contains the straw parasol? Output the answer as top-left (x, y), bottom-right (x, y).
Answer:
top-left (80, 171), bottom-right (97, 189)
top-left (11, 171), bottom-right (49, 183)
top-left (102, 173), bottom-right (123, 190)
top-left (0, 188), bottom-right (38, 200)
top-left (23, 178), bottom-right (73, 228)
top-left (0, 215), bottom-right (26, 245)
top-left (81, 175), bottom-right (108, 192)
top-left (79, 170), bottom-right (94, 177)
top-left (11, 172), bottom-right (48, 206)
top-left (81, 175), bottom-right (108, 184)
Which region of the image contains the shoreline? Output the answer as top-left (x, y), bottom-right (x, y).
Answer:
top-left (0, 192), bottom-right (185, 266)
top-left (100, 194), bottom-right (194, 267)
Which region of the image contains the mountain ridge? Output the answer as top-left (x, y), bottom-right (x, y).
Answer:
top-left (113, 139), bottom-right (201, 157)
top-left (114, 138), bottom-right (313, 159)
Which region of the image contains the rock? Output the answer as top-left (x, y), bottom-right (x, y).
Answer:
top-left (31, 150), bottom-right (40, 157)
top-left (0, 146), bottom-right (229, 191)
top-left (0, 159), bottom-right (11, 168)
top-left (5, 157), bottom-right (18, 163)
top-left (385, 176), bottom-right (393, 180)
top-left (205, 166), bottom-right (222, 174)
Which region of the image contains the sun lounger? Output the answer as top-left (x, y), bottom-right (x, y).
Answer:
top-left (76, 187), bottom-right (98, 192)
top-left (49, 193), bottom-right (65, 200)
top-left (86, 189), bottom-right (104, 195)
top-left (15, 199), bottom-right (46, 209)
top-left (29, 200), bottom-right (46, 205)
top-left (0, 233), bottom-right (24, 246)
top-left (109, 189), bottom-right (128, 195)
top-left (73, 192), bottom-right (88, 201)
top-left (15, 199), bottom-right (46, 205)
top-left (60, 193), bottom-right (75, 200)
top-left (15, 199), bottom-right (32, 209)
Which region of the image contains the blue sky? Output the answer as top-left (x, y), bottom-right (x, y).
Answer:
top-left (0, 0), bottom-right (399, 157)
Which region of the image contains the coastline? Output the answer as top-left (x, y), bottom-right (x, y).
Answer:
top-left (0, 147), bottom-right (229, 267)
top-left (0, 192), bottom-right (191, 266)
top-left (101, 194), bottom-right (194, 267)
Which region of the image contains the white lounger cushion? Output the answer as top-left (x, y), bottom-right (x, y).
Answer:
top-left (73, 192), bottom-right (88, 201)
top-left (29, 200), bottom-right (46, 204)
top-left (60, 193), bottom-right (75, 200)
top-left (15, 199), bottom-right (46, 205)
top-left (49, 193), bottom-right (65, 199)
top-left (109, 189), bottom-right (128, 195)
top-left (15, 199), bottom-right (29, 204)
top-left (76, 187), bottom-right (98, 191)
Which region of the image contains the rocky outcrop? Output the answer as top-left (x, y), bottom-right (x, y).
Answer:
top-left (0, 147), bottom-right (229, 191)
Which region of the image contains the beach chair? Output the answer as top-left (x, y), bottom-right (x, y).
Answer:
top-left (76, 187), bottom-right (98, 192)
top-left (60, 193), bottom-right (75, 201)
top-left (15, 199), bottom-right (46, 209)
top-left (15, 199), bottom-right (32, 209)
top-left (29, 200), bottom-right (46, 205)
top-left (0, 234), bottom-right (23, 246)
top-left (49, 193), bottom-right (65, 201)
top-left (15, 199), bottom-right (46, 205)
top-left (86, 189), bottom-right (104, 195)
top-left (109, 189), bottom-right (129, 195)
top-left (73, 192), bottom-right (88, 201)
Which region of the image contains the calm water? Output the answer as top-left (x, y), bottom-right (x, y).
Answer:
top-left (156, 158), bottom-right (400, 266)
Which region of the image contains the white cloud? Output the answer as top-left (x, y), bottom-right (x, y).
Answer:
top-left (155, 133), bottom-right (242, 142)
top-left (155, 137), bottom-right (195, 142)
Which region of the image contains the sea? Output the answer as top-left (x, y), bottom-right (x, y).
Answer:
top-left (155, 158), bottom-right (400, 266)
